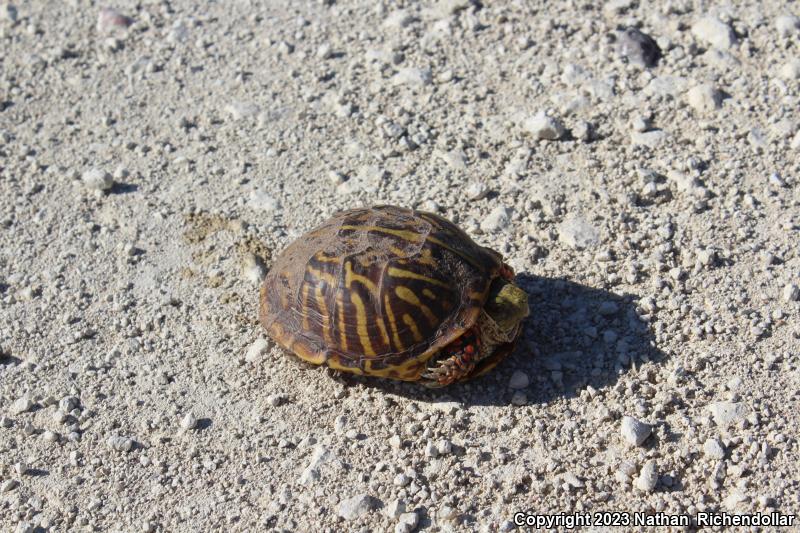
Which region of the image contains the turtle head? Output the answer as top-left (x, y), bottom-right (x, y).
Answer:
top-left (484, 277), bottom-right (529, 337)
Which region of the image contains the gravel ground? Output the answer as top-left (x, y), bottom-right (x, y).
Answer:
top-left (2, 0), bottom-right (800, 531)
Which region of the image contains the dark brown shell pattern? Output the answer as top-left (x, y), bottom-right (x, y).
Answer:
top-left (259, 205), bottom-right (505, 381)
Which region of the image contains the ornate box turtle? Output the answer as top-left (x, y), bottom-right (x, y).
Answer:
top-left (259, 205), bottom-right (529, 386)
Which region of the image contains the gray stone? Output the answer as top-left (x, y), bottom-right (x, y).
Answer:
top-left (558, 217), bottom-right (600, 249)
top-left (616, 27), bottom-right (661, 67)
top-left (692, 17), bottom-right (736, 49)
top-left (620, 416), bottom-right (652, 446)
top-left (782, 284), bottom-right (799, 302)
top-left (385, 498), bottom-right (406, 518)
top-left (481, 206), bottom-right (512, 233)
top-left (634, 459), bottom-right (658, 492)
top-left (523, 111), bottom-right (565, 140)
top-left (392, 68), bottom-right (432, 86)
top-left (245, 338), bottom-right (270, 363)
top-left (10, 396), bottom-right (33, 415)
top-left (780, 59), bottom-right (800, 80)
top-left (687, 84), bottom-right (722, 112)
top-left (225, 101), bottom-right (261, 120)
top-left (630, 130), bottom-right (666, 148)
top-left (107, 435), bottom-right (135, 452)
top-left (704, 438), bottom-right (726, 459)
top-left (395, 512), bottom-right (419, 533)
top-left (707, 401), bottom-right (748, 427)
top-left (82, 168), bottom-right (114, 191)
top-left (508, 370), bottom-right (529, 389)
top-left (776, 15), bottom-right (800, 37)
top-left (1, 4), bottom-right (18, 24)
top-left (338, 494), bottom-right (378, 520)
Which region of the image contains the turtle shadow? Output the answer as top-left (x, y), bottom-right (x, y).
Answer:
top-left (347, 273), bottom-right (665, 406)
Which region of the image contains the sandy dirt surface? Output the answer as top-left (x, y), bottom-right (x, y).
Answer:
top-left (1, 0), bottom-right (800, 531)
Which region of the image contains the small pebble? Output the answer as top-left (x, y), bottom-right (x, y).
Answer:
top-left (97, 7), bottom-right (133, 33)
top-left (113, 164), bottom-right (129, 180)
top-left (385, 499), bottom-right (406, 518)
top-left (42, 430), bottom-right (59, 443)
top-left (634, 459), bottom-right (658, 492)
top-left (598, 301), bottom-right (619, 315)
top-left (338, 494), bottom-right (377, 520)
top-left (630, 130), bottom-right (666, 148)
top-left (241, 253), bottom-right (266, 284)
top-left (510, 391), bottom-right (527, 406)
top-left (267, 394), bottom-right (286, 407)
top-left (704, 437), bottom-right (726, 459)
top-left (394, 473), bottom-right (411, 487)
top-left (180, 412), bottom-right (197, 430)
top-left (245, 338), bottom-right (270, 363)
top-left (58, 396), bottom-right (78, 414)
top-left (383, 10), bottom-right (414, 29)
top-left (465, 182), bottom-right (489, 200)
top-left (82, 168), bottom-right (114, 191)
top-left (775, 14), bottom-right (800, 37)
top-left (1, 479), bottom-right (18, 493)
top-left (691, 16), bottom-right (736, 49)
top-left (508, 370), bottom-right (529, 389)
top-left (558, 217), bottom-right (600, 249)
top-left (395, 512), bottom-right (419, 533)
top-left (10, 396), bottom-right (33, 415)
top-left (783, 284), bottom-right (799, 302)
top-left (436, 439), bottom-right (452, 455)
top-left (13, 462), bottom-right (27, 475)
top-left (392, 68), bottom-right (432, 86)
top-left (1, 3), bottom-right (18, 24)
top-left (723, 489), bottom-right (748, 509)
top-left (523, 111), bottom-right (565, 140)
top-left (107, 435), bottom-right (135, 452)
top-left (620, 416), bottom-right (652, 446)
top-left (316, 43), bottom-right (332, 59)
top-left (616, 27), bottom-right (661, 67)
top-left (438, 149), bottom-right (467, 171)
top-left (708, 401), bottom-right (748, 427)
top-left (480, 206), bottom-right (512, 233)
top-left (424, 440), bottom-right (438, 458)
top-left (686, 83), bottom-right (722, 112)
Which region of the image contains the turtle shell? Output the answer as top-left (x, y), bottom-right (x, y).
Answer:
top-left (259, 205), bottom-right (506, 381)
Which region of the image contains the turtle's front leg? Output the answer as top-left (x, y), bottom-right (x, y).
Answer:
top-left (422, 328), bottom-right (481, 386)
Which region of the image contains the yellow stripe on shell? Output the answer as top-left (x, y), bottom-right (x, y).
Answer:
top-left (307, 265), bottom-right (336, 285)
top-left (349, 291), bottom-right (376, 356)
top-left (314, 252), bottom-right (341, 264)
top-left (336, 293), bottom-right (348, 352)
top-left (344, 261), bottom-right (377, 292)
top-left (326, 355), bottom-right (364, 375)
top-left (402, 314), bottom-right (423, 342)
top-left (394, 286), bottom-right (438, 326)
top-left (422, 288), bottom-right (437, 300)
top-left (389, 245), bottom-right (410, 257)
top-left (417, 248), bottom-right (438, 267)
top-left (340, 224), bottom-right (424, 243)
top-left (383, 293), bottom-right (405, 352)
top-left (301, 284), bottom-right (312, 330)
top-left (376, 315), bottom-right (390, 347)
top-left (363, 357), bottom-right (424, 380)
top-left (315, 285), bottom-right (333, 345)
top-left (387, 267), bottom-right (450, 289)
top-left (290, 337), bottom-right (326, 365)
